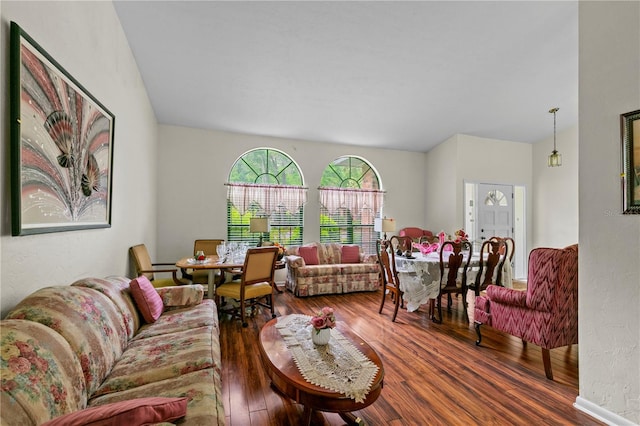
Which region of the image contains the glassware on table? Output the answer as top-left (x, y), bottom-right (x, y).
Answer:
top-left (216, 243), bottom-right (227, 263)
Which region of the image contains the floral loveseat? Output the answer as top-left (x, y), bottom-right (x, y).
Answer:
top-left (0, 276), bottom-right (224, 425)
top-left (284, 242), bottom-right (380, 296)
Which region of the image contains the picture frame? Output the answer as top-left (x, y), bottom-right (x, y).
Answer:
top-left (621, 109), bottom-right (640, 214)
top-left (10, 22), bottom-right (115, 235)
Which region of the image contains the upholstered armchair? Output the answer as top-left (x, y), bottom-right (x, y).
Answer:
top-left (474, 244), bottom-right (578, 380)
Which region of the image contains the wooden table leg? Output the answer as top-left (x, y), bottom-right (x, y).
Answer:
top-left (339, 412), bottom-right (367, 425)
top-left (302, 405), bottom-right (312, 426)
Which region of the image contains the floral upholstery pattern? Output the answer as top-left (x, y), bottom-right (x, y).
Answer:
top-left (1, 320), bottom-right (87, 424)
top-left (157, 284), bottom-right (204, 308)
top-left (284, 242), bottom-right (380, 296)
top-left (5, 286), bottom-right (128, 396)
top-left (0, 277), bottom-right (224, 425)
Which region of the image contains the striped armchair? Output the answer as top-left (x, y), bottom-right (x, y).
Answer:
top-left (473, 244), bottom-right (578, 379)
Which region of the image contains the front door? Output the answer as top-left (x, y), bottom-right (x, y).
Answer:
top-left (477, 183), bottom-right (513, 243)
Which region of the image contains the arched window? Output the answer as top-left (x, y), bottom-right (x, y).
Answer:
top-left (318, 156), bottom-right (384, 254)
top-left (226, 148), bottom-right (306, 246)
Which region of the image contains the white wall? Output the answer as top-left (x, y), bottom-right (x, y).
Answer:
top-left (156, 125), bottom-right (429, 261)
top-left (576, 2), bottom-right (640, 424)
top-left (426, 134), bottom-right (533, 253)
top-left (0, 1), bottom-right (158, 317)
top-left (532, 125), bottom-right (579, 248)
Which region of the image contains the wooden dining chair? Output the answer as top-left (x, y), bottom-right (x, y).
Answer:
top-left (129, 244), bottom-right (189, 288)
top-left (436, 240), bottom-right (473, 323)
top-left (215, 246), bottom-right (279, 327)
top-left (376, 239), bottom-right (403, 322)
top-left (183, 239), bottom-right (225, 284)
top-left (489, 236), bottom-right (514, 286)
top-left (469, 239), bottom-right (505, 297)
top-left (389, 235), bottom-right (413, 256)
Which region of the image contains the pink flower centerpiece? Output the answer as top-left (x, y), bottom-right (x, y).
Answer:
top-left (310, 306), bottom-right (336, 334)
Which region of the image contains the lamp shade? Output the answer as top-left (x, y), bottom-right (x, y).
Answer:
top-left (374, 218), bottom-right (396, 233)
top-left (250, 217), bottom-right (269, 233)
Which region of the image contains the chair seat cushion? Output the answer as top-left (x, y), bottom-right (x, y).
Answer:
top-left (215, 281), bottom-right (272, 299)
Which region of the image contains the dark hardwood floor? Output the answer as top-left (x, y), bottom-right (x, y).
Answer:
top-left (219, 287), bottom-right (601, 426)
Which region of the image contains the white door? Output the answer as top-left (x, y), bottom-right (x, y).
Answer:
top-left (477, 184), bottom-right (513, 243)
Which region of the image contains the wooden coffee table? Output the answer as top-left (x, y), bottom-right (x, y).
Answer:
top-left (258, 316), bottom-right (384, 425)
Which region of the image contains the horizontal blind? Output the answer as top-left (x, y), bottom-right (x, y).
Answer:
top-left (320, 207), bottom-right (378, 255)
top-left (227, 202), bottom-right (303, 247)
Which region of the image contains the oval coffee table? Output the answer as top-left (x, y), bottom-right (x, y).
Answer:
top-left (258, 316), bottom-right (384, 426)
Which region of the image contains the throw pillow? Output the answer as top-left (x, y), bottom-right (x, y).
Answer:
top-left (298, 246), bottom-right (319, 265)
top-left (41, 397), bottom-right (187, 426)
top-left (341, 245), bottom-right (360, 264)
top-left (130, 276), bottom-right (164, 323)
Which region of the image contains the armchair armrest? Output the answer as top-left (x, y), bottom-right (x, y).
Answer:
top-left (156, 284), bottom-right (204, 308)
top-left (284, 255), bottom-right (306, 268)
top-left (486, 285), bottom-right (527, 308)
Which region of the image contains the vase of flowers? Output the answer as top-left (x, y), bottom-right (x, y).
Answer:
top-left (274, 242), bottom-right (286, 260)
top-left (310, 306), bottom-right (336, 345)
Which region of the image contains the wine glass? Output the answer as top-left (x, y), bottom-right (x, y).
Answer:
top-left (216, 243), bottom-right (226, 263)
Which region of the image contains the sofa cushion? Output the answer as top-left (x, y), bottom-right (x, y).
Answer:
top-left (5, 286), bottom-right (127, 397)
top-left (133, 300), bottom-right (218, 341)
top-left (41, 397), bottom-right (187, 426)
top-left (88, 369), bottom-right (225, 426)
top-left (0, 320), bottom-right (87, 425)
top-left (71, 277), bottom-right (141, 340)
top-left (130, 276), bottom-right (164, 323)
top-left (341, 245), bottom-right (360, 263)
top-left (298, 246), bottom-right (319, 265)
top-left (93, 326), bottom-right (217, 398)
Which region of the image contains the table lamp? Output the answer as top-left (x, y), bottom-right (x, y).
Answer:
top-left (374, 217), bottom-right (396, 240)
top-left (250, 217), bottom-right (269, 247)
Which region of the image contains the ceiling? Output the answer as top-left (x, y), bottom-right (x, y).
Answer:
top-left (113, 1), bottom-right (578, 153)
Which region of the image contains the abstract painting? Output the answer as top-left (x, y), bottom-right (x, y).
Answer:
top-left (10, 22), bottom-right (115, 235)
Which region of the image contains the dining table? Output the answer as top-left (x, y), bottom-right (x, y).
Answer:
top-left (175, 255), bottom-right (244, 299)
top-left (394, 251), bottom-right (513, 313)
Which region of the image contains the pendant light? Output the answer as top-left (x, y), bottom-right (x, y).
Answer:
top-left (547, 107), bottom-right (561, 167)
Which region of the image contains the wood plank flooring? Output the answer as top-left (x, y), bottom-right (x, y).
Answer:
top-left (219, 288), bottom-right (601, 426)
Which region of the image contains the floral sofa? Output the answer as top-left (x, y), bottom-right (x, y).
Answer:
top-left (0, 276), bottom-right (224, 425)
top-left (284, 242), bottom-right (380, 296)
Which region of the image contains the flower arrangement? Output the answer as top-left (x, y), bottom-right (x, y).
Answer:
top-left (454, 229), bottom-right (468, 242)
top-left (310, 307), bottom-right (336, 334)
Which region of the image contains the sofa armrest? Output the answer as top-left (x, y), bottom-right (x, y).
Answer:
top-left (360, 253), bottom-right (378, 264)
top-left (486, 285), bottom-right (527, 308)
top-left (156, 284), bottom-right (204, 308)
top-left (284, 255), bottom-right (306, 268)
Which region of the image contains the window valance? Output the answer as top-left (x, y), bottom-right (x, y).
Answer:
top-left (226, 183), bottom-right (308, 216)
top-left (318, 187), bottom-right (385, 215)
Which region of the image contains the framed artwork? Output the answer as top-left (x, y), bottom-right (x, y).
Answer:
top-left (10, 22), bottom-right (115, 235)
top-left (621, 109), bottom-right (640, 214)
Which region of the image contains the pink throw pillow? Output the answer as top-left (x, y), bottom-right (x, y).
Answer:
top-left (341, 245), bottom-right (360, 264)
top-left (298, 246), bottom-right (319, 265)
top-left (42, 397), bottom-right (187, 426)
top-left (130, 276), bottom-right (164, 323)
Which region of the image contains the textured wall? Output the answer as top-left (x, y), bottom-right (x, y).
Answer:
top-left (0, 1), bottom-right (158, 317)
top-left (577, 1), bottom-right (640, 423)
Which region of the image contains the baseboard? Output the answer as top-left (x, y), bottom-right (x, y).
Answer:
top-left (574, 396), bottom-right (638, 426)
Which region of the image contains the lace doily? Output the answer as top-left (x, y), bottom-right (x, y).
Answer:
top-left (275, 314), bottom-right (380, 403)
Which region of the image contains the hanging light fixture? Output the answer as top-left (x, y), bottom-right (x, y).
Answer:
top-left (547, 107), bottom-right (562, 167)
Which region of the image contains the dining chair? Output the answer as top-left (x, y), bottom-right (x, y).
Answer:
top-left (376, 239), bottom-right (403, 322)
top-left (129, 244), bottom-right (189, 288)
top-left (436, 240), bottom-right (473, 323)
top-left (215, 246), bottom-right (279, 327)
top-left (389, 235), bottom-right (413, 256)
top-left (489, 236), bottom-right (514, 286)
top-left (468, 239), bottom-right (505, 297)
top-left (183, 239), bottom-right (225, 284)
